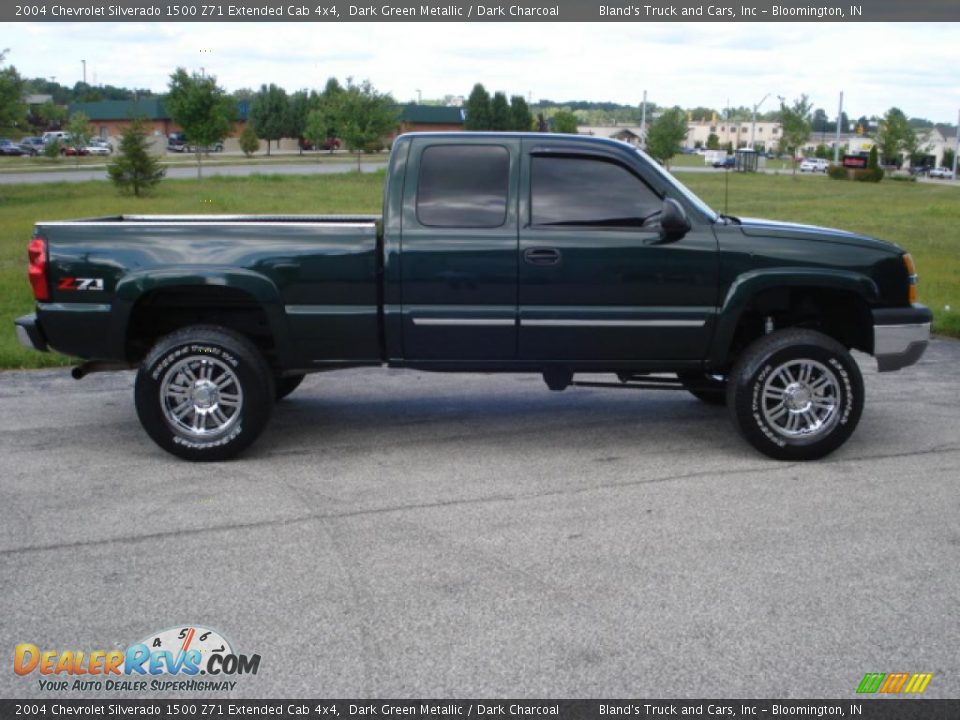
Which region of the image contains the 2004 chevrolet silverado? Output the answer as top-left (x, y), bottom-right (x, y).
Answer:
top-left (15, 133), bottom-right (931, 461)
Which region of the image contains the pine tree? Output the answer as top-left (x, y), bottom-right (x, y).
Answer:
top-left (490, 92), bottom-right (510, 131)
top-left (464, 83), bottom-right (492, 130)
top-left (107, 119), bottom-right (165, 196)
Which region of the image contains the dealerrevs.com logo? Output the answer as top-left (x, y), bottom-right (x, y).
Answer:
top-left (14, 625), bottom-right (261, 693)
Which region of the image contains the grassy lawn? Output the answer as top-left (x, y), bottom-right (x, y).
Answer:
top-left (0, 170), bottom-right (956, 369)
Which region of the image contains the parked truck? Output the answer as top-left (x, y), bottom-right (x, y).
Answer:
top-left (16, 132), bottom-right (931, 461)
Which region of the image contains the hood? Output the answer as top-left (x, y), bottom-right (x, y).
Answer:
top-left (737, 217), bottom-right (902, 255)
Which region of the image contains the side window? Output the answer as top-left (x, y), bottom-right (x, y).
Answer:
top-left (531, 156), bottom-right (661, 227)
top-left (417, 145), bottom-right (510, 228)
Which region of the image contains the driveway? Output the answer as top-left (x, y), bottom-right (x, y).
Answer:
top-left (1, 338), bottom-right (958, 698)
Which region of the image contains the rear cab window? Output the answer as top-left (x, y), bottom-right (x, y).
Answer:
top-left (416, 144), bottom-right (510, 228)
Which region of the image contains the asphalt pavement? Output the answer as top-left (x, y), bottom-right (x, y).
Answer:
top-left (1, 338), bottom-right (958, 698)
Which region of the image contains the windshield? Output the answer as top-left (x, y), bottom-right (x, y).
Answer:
top-left (632, 147), bottom-right (719, 223)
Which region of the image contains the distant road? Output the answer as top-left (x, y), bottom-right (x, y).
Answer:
top-left (0, 159), bottom-right (800, 185)
top-left (0, 160), bottom-right (387, 185)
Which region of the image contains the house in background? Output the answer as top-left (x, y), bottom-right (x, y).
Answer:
top-left (68, 98), bottom-right (250, 141)
top-left (394, 104), bottom-right (465, 135)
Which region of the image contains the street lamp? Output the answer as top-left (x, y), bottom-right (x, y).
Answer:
top-left (750, 93), bottom-right (770, 149)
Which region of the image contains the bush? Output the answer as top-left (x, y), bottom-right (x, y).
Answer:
top-left (107, 119), bottom-right (166, 196)
top-left (827, 164), bottom-right (848, 180)
top-left (852, 168), bottom-right (884, 183)
top-left (889, 175), bottom-right (917, 183)
top-left (239, 126), bottom-right (260, 157)
top-left (41, 140), bottom-right (61, 159)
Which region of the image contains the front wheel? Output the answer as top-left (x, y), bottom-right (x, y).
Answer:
top-left (726, 329), bottom-right (864, 461)
top-left (135, 326), bottom-right (275, 461)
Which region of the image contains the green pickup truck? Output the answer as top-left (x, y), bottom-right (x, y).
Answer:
top-left (15, 132), bottom-right (931, 462)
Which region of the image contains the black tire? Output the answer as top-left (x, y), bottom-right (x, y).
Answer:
top-left (726, 329), bottom-right (864, 461)
top-left (677, 371), bottom-right (727, 406)
top-left (275, 374), bottom-right (305, 401)
top-left (134, 325), bottom-right (275, 461)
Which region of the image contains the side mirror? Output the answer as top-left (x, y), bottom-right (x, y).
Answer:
top-left (660, 198), bottom-right (691, 241)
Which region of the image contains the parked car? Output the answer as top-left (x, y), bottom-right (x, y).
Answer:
top-left (929, 167), bottom-right (954, 179)
top-left (16, 132), bottom-right (931, 463)
top-left (19, 137), bottom-right (45, 156)
top-left (0, 138), bottom-right (26, 156)
top-left (711, 155), bottom-right (735, 168)
top-left (59, 145), bottom-right (88, 157)
top-left (41, 131), bottom-right (70, 145)
top-left (167, 132), bottom-right (188, 152)
top-left (299, 137), bottom-right (341, 151)
top-left (799, 158), bottom-right (830, 173)
top-left (188, 142), bottom-right (224, 153)
top-left (88, 137), bottom-right (113, 153)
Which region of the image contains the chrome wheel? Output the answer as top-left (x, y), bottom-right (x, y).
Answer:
top-left (761, 358), bottom-right (840, 440)
top-left (160, 356), bottom-right (243, 438)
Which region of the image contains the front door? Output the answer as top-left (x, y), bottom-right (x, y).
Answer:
top-left (518, 148), bottom-right (718, 363)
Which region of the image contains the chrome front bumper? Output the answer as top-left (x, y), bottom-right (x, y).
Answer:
top-left (873, 306), bottom-right (932, 372)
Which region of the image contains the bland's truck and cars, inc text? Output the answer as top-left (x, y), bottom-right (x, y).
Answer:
top-left (15, 133), bottom-right (931, 461)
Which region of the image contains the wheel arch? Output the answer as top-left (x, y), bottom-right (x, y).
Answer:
top-left (707, 268), bottom-right (879, 369)
top-left (111, 268), bottom-right (292, 368)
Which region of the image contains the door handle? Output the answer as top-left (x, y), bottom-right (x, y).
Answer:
top-left (523, 247), bottom-right (562, 266)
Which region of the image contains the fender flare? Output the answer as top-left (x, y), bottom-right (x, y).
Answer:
top-left (706, 267), bottom-right (879, 367)
top-left (109, 267), bottom-right (292, 367)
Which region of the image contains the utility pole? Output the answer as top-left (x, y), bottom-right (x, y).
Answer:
top-left (834, 91), bottom-right (844, 163)
top-left (639, 90), bottom-right (647, 149)
top-left (81, 59), bottom-right (86, 85)
top-left (750, 93), bottom-right (770, 149)
top-left (416, 88), bottom-right (421, 104)
top-left (953, 108), bottom-right (959, 178)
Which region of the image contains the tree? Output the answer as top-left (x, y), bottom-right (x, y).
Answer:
top-left (34, 100), bottom-right (67, 130)
top-left (706, 133), bottom-right (720, 150)
top-left (333, 78), bottom-right (398, 170)
top-left (464, 83), bottom-right (491, 130)
top-left (489, 92), bottom-right (510, 131)
top-left (287, 90), bottom-right (310, 154)
top-left (509, 95), bottom-right (533, 131)
top-left (645, 106), bottom-right (689, 166)
top-left (65, 112), bottom-right (93, 167)
top-left (812, 108), bottom-right (829, 134)
top-left (250, 83), bottom-right (290, 156)
top-left (107, 118), bottom-right (165, 196)
top-left (0, 49), bottom-right (27, 131)
top-left (165, 68), bottom-right (234, 177)
top-left (943, 148), bottom-right (955, 171)
top-left (239, 125), bottom-right (260, 156)
top-left (875, 107), bottom-right (916, 166)
top-left (687, 106), bottom-right (717, 122)
top-left (779, 94), bottom-right (813, 174)
top-left (551, 110), bottom-right (578, 134)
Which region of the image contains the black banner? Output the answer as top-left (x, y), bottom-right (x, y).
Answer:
top-left (6, 0), bottom-right (960, 22)
top-left (2, 700), bottom-right (959, 720)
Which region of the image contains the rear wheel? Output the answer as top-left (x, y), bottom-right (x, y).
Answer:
top-left (134, 325), bottom-right (275, 461)
top-left (726, 329), bottom-right (864, 461)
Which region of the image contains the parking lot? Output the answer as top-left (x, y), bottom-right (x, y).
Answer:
top-left (1, 338), bottom-right (958, 698)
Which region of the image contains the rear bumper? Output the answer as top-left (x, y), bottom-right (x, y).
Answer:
top-left (873, 305), bottom-right (932, 372)
top-left (14, 314), bottom-right (48, 352)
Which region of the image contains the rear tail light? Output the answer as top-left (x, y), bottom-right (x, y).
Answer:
top-left (902, 253), bottom-right (917, 304)
top-left (28, 236), bottom-right (49, 301)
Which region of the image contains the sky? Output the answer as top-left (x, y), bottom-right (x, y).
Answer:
top-left (6, 21), bottom-right (960, 123)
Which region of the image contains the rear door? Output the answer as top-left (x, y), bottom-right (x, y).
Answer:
top-left (400, 137), bottom-right (520, 361)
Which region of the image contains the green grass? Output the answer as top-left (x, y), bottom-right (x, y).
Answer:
top-left (0, 170), bottom-right (957, 369)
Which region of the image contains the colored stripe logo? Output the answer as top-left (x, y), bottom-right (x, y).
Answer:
top-left (857, 673), bottom-right (932, 694)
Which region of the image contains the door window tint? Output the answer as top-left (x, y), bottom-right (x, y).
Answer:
top-left (531, 156), bottom-right (660, 227)
top-left (417, 145), bottom-right (510, 228)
